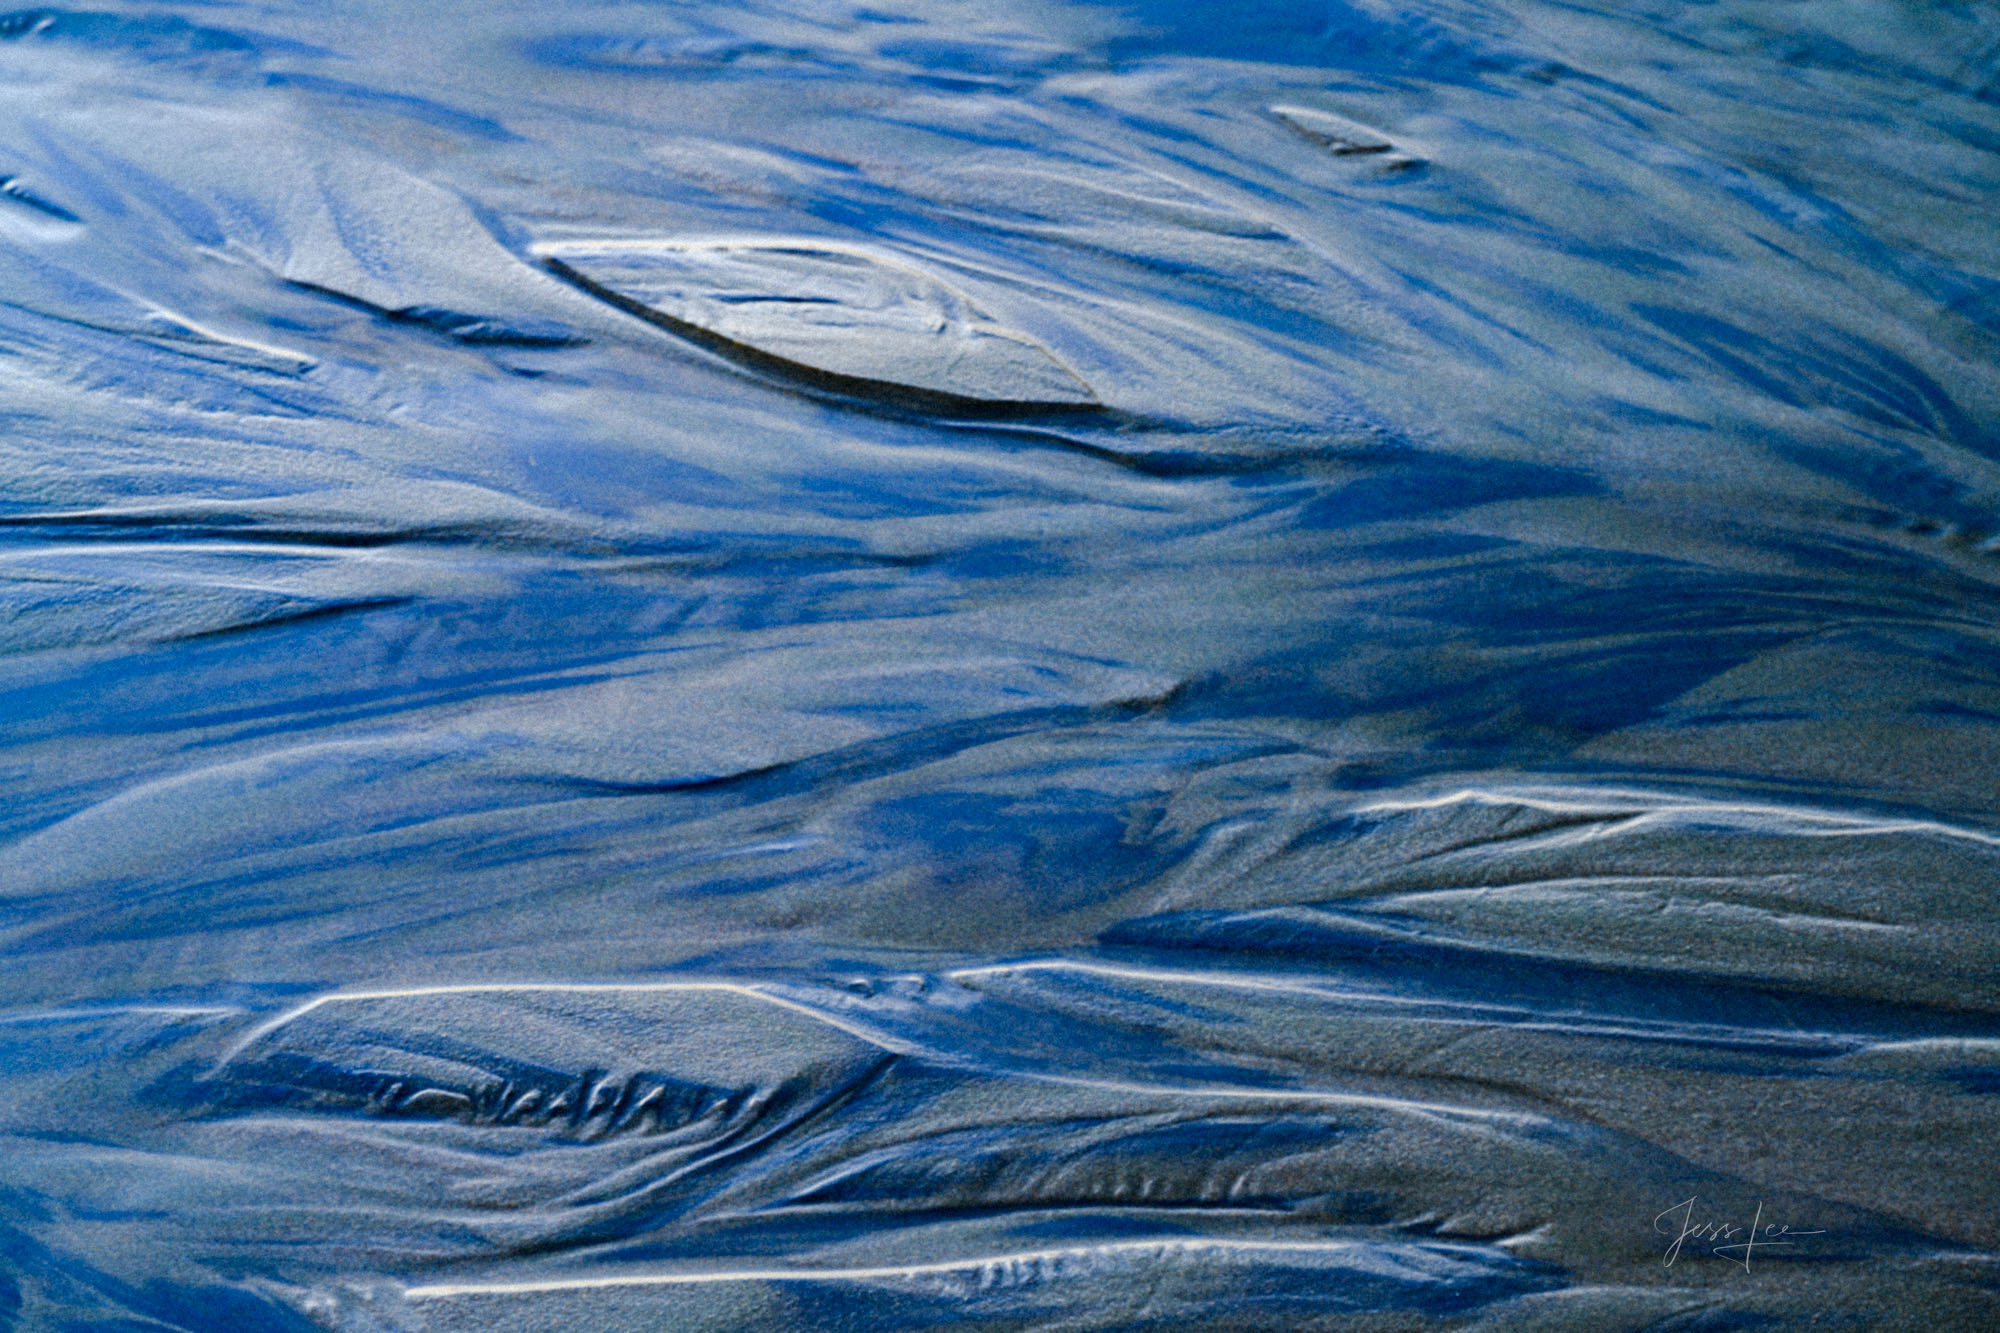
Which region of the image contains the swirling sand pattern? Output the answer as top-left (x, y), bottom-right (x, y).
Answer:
top-left (1, 0), bottom-right (1998, 1328)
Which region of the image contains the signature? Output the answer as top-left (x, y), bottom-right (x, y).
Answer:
top-left (1654, 1197), bottom-right (1825, 1271)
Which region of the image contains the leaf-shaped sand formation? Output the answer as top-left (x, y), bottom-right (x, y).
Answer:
top-left (538, 238), bottom-right (1098, 411)
top-left (1270, 104), bottom-right (1397, 156)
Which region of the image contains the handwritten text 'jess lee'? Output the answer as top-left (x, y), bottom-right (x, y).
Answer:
top-left (1655, 1198), bottom-right (1825, 1271)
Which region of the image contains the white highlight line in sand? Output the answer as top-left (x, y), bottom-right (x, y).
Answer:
top-left (1352, 786), bottom-right (2000, 847)
top-left (212, 980), bottom-right (916, 1072)
top-left (1012, 1070), bottom-right (1547, 1126)
top-left (403, 1237), bottom-right (1403, 1300)
top-left (945, 959), bottom-right (1863, 1056)
top-left (0, 1004), bottom-right (240, 1026)
top-left (949, 958), bottom-right (1387, 1001)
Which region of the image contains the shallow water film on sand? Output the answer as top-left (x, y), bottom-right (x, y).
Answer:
top-left (2, 0), bottom-right (1999, 1327)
